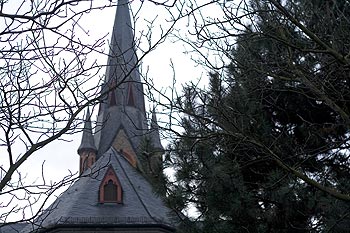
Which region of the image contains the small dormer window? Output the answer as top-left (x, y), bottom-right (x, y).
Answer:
top-left (104, 180), bottom-right (117, 202)
top-left (99, 166), bottom-right (122, 203)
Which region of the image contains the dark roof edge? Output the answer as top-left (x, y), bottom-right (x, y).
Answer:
top-left (32, 223), bottom-right (176, 233)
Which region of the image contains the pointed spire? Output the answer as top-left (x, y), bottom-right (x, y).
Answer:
top-left (107, 0), bottom-right (137, 84)
top-left (78, 108), bottom-right (97, 154)
top-left (149, 108), bottom-right (164, 151)
top-left (94, 0), bottom-right (148, 158)
top-left (101, 0), bottom-right (146, 113)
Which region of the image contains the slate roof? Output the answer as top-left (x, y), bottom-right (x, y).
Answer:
top-left (0, 223), bottom-right (28, 233)
top-left (21, 148), bottom-right (176, 232)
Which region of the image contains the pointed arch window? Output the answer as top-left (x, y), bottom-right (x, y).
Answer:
top-left (104, 180), bottom-right (117, 202)
top-left (99, 166), bottom-right (122, 203)
top-left (108, 79), bottom-right (117, 107)
top-left (79, 152), bottom-right (96, 175)
top-left (81, 157), bottom-right (88, 174)
top-left (127, 83), bottom-right (135, 107)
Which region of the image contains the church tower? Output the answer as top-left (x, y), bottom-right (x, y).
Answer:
top-left (21, 1), bottom-right (176, 232)
top-left (93, 0), bottom-right (147, 164)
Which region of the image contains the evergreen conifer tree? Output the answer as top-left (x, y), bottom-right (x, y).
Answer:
top-left (167, 1), bottom-right (350, 232)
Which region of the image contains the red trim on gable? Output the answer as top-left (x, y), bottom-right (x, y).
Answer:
top-left (121, 149), bottom-right (137, 168)
top-left (99, 166), bottom-right (123, 203)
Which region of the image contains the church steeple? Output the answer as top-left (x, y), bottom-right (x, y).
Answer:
top-left (78, 108), bottom-right (96, 154)
top-left (25, 2), bottom-right (176, 231)
top-left (78, 108), bottom-right (97, 174)
top-left (100, 0), bottom-right (145, 113)
top-left (94, 0), bottom-right (147, 162)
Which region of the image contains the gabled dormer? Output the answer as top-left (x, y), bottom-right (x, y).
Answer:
top-left (99, 165), bottom-right (122, 204)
